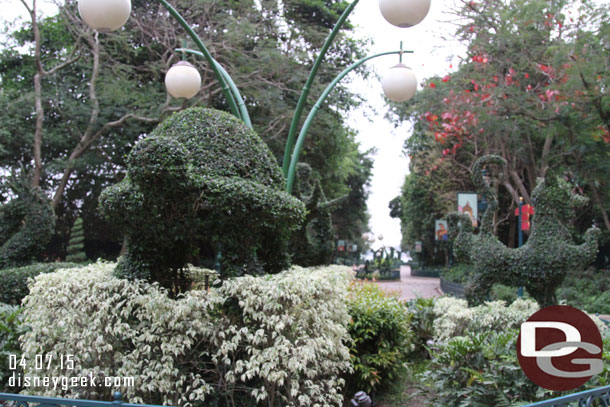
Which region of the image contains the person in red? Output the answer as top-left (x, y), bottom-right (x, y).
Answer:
top-left (515, 198), bottom-right (535, 231)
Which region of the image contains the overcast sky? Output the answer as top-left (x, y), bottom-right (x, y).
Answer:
top-left (2, 0), bottom-right (465, 251)
top-left (347, 0), bottom-right (464, 250)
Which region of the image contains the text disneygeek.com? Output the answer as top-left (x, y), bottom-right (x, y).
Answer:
top-left (7, 354), bottom-right (135, 390)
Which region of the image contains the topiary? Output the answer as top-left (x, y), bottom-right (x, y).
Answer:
top-left (65, 217), bottom-right (87, 263)
top-left (447, 155), bottom-right (600, 307)
top-left (0, 180), bottom-right (55, 268)
top-left (289, 163), bottom-right (343, 266)
top-left (99, 107), bottom-right (305, 290)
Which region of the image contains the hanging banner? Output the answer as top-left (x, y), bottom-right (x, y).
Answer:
top-left (457, 192), bottom-right (478, 227)
top-left (435, 219), bottom-right (449, 241)
top-left (337, 240), bottom-right (345, 251)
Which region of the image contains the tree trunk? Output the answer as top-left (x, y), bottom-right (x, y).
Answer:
top-left (590, 184), bottom-right (610, 233)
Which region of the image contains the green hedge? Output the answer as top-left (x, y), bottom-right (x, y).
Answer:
top-left (346, 282), bottom-right (413, 394)
top-left (0, 303), bottom-right (25, 392)
top-left (0, 262), bottom-right (79, 305)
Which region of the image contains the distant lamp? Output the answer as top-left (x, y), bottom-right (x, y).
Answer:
top-left (378, 0), bottom-right (432, 28)
top-left (381, 64), bottom-right (417, 102)
top-left (78, 0), bottom-right (131, 32)
top-left (165, 61), bottom-right (202, 99)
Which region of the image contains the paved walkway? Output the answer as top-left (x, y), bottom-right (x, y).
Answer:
top-left (376, 265), bottom-right (443, 301)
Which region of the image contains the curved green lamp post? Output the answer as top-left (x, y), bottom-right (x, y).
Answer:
top-left (76, 0), bottom-right (431, 193)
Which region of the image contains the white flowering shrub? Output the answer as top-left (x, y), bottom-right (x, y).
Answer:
top-left (19, 262), bottom-right (352, 407)
top-left (432, 296), bottom-right (609, 342)
top-left (431, 297), bottom-right (474, 341)
top-left (432, 297), bottom-right (539, 341)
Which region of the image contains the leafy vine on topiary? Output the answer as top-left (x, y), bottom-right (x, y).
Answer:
top-left (0, 179), bottom-right (55, 268)
top-left (447, 155), bottom-right (600, 307)
top-left (99, 107), bottom-right (305, 291)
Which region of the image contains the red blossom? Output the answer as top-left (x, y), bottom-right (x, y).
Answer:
top-left (430, 82), bottom-right (437, 88)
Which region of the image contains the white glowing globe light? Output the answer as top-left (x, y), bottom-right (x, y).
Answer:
top-left (378, 0), bottom-right (431, 28)
top-left (381, 63), bottom-right (417, 102)
top-left (165, 61), bottom-right (202, 99)
top-left (78, 0), bottom-right (131, 32)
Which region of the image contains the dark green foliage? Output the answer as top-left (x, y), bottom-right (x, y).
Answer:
top-left (0, 182), bottom-right (55, 268)
top-left (99, 108), bottom-right (305, 288)
top-left (0, 304), bottom-right (26, 392)
top-left (558, 268), bottom-right (610, 314)
top-left (0, 262), bottom-right (80, 305)
top-left (420, 330), bottom-right (544, 406)
top-left (448, 155), bottom-right (601, 307)
top-left (346, 282), bottom-right (413, 394)
top-left (405, 297), bottom-right (435, 359)
top-left (290, 163), bottom-right (339, 266)
top-left (65, 217), bottom-right (87, 263)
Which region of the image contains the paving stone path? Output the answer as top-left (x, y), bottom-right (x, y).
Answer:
top-left (376, 265), bottom-right (443, 301)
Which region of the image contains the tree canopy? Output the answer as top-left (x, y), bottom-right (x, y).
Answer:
top-left (0, 0), bottom-right (374, 261)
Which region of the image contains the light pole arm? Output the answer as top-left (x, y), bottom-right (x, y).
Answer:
top-left (281, 0), bottom-right (361, 176)
top-left (157, 0), bottom-right (242, 119)
top-left (285, 50), bottom-right (411, 192)
top-left (176, 48), bottom-right (252, 129)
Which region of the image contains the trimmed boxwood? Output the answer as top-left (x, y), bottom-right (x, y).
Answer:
top-left (0, 262), bottom-right (79, 305)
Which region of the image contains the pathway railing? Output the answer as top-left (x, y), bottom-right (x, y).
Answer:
top-left (0, 392), bottom-right (169, 407)
top-left (522, 385), bottom-right (610, 406)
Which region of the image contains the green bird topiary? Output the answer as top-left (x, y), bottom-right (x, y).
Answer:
top-left (99, 107), bottom-right (305, 292)
top-left (65, 217), bottom-right (87, 263)
top-left (447, 155), bottom-right (600, 307)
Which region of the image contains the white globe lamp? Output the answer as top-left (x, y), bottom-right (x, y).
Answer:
top-left (78, 0), bottom-right (132, 32)
top-left (165, 61), bottom-right (202, 99)
top-left (381, 63), bottom-right (417, 102)
top-left (378, 0), bottom-right (431, 28)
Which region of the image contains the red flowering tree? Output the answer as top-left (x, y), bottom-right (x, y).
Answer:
top-left (391, 0), bottom-right (610, 249)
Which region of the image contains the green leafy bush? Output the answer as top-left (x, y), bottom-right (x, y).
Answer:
top-left (440, 263), bottom-right (472, 284)
top-left (0, 262), bottom-right (79, 305)
top-left (558, 267), bottom-right (610, 314)
top-left (346, 281), bottom-right (413, 394)
top-left (99, 108), bottom-right (305, 289)
top-left (0, 304), bottom-right (26, 392)
top-left (421, 330), bottom-right (543, 406)
top-left (421, 330), bottom-right (610, 406)
top-left (0, 183), bottom-right (55, 268)
top-left (405, 297), bottom-right (435, 359)
top-left (20, 262), bottom-right (352, 406)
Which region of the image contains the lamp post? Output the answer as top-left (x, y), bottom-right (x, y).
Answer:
top-left (77, 0), bottom-right (430, 192)
top-left (517, 196), bottom-right (524, 298)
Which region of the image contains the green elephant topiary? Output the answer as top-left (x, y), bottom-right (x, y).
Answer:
top-left (0, 180), bottom-right (55, 268)
top-left (99, 108), bottom-right (305, 291)
top-left (447, 155), bottom-right (600, 307)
